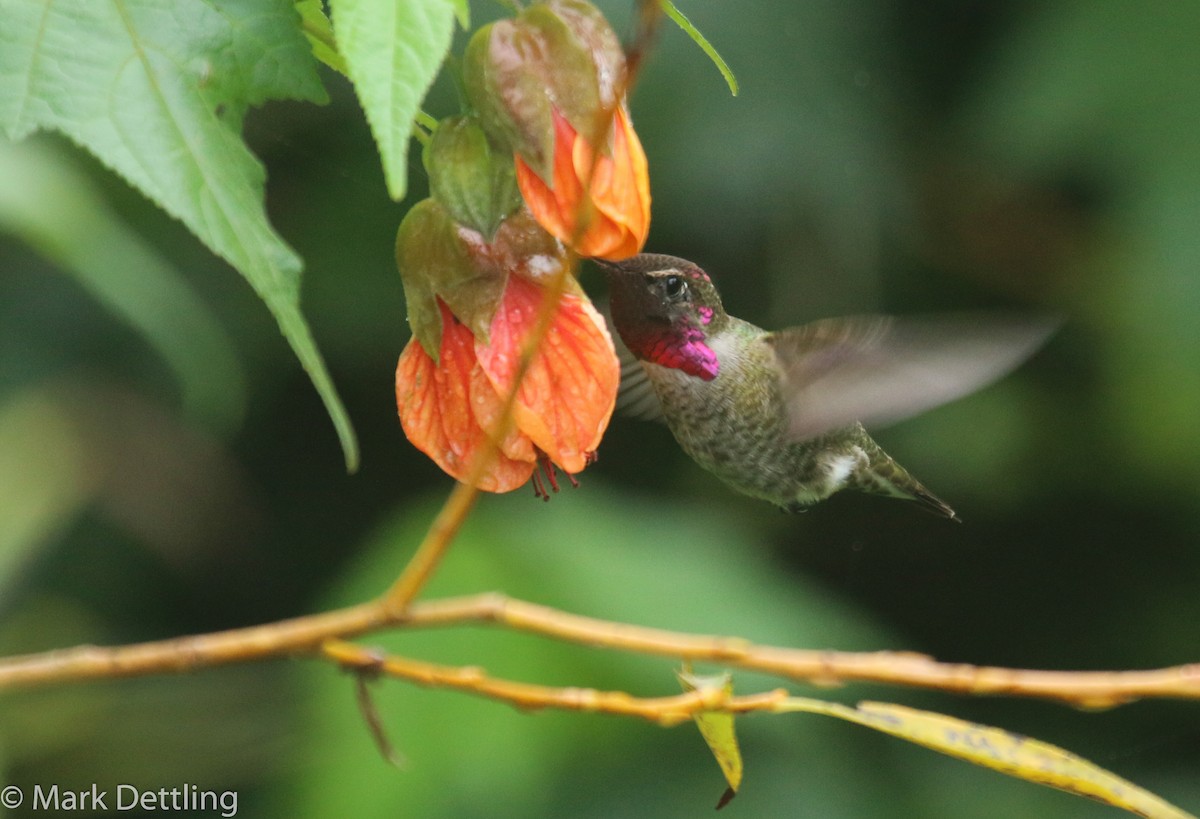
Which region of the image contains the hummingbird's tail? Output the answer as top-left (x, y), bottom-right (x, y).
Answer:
top-left (854, 432), bottom-right (960, 521)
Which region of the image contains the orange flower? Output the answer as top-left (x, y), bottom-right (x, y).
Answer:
top-left (396, 274), bottom-right (618, 493)
top-left (515, 106), bottom-right (650, 261)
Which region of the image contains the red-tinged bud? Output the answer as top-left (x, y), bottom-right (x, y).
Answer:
top-left (463, 0), bottom-right (625, 181)
top-left (463, 1), bottom-right (651, 260)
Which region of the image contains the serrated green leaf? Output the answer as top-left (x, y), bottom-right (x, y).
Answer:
top-left (0, 0), bottom-right (360, 470)
top-left (332, 0), bottom-right (456, 201)
top-left (296, 0), bottom-right (349, 76)
top-left (448, 0), bottom-right (469, 30)
top-left (779, 697), bottom-right (1196, 819)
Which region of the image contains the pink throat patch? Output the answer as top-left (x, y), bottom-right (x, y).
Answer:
top-left (645, 326), bottom-right (719, 381)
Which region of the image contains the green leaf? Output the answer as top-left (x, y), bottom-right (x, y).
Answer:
top-left (0, 0), bottom-right (360, 470)
top-left (779, 697), bottom-right (1197, 819)
top-left (297, 0), bottom-right (349, 76)
top-left (332, 0), bottom-right (457, 201)
top-left (677, 669), bottom-right (743, 809)
top-left (448, 0), bottom-right (470, 30)
top-left (659, 0), bottom-right (738, 97)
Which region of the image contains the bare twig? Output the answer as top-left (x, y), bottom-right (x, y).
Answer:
top-left (323, 639), bottom-right (789, 725)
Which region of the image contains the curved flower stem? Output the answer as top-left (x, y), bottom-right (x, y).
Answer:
top-left (379, 481), bottom-right (481, 615)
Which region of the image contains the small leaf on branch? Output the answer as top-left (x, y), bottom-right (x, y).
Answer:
top-left (658, 0), bottom-right (739, 96)
top-left (678, 669), bottom-right (743, 808)
top-left (778, 697), bottom-right (1196, 819)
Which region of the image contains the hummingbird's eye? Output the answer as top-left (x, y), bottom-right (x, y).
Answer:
top-left (662, 275), bottom-right (689, 302)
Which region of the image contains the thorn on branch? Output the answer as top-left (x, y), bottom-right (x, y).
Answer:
top-left (346, 647), bottom-right (406, 769)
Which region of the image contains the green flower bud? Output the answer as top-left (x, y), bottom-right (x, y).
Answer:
top-left (395, 199), bottom-right (506, 358)
top-left (424, 115), bottom-right (521, 241)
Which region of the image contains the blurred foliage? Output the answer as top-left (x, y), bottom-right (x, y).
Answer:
top-left (0, 0), bottom-right (356, 468)
top-left (2, 1), bottom-right (1200, 817)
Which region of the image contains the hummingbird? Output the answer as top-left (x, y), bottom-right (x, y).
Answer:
top-left (597, 254), bottom-right (1057, 520)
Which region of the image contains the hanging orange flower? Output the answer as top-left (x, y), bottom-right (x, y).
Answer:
top-left (396, 273), bottom-right (618, 493)
top-left (515, 106), bottom-right (650, 260)
top-left (398, 0), bottom-right (641, 494)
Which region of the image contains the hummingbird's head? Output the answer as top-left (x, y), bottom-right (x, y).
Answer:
top-left (595, 254), bottom-right (727, 381)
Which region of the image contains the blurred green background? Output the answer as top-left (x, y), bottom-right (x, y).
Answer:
top-left (3, 1), bottom-right (1200, 816)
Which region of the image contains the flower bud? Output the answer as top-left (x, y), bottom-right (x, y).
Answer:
top-left (463, 0), bottom-right (625, 181)
top-left (462, 1), bottom-right (650, 259)
top-left (514, 104), bottom-right (649, 259)
top-left (395, 199), bottom-right (506, 358)
top-left (424, 115), bottom-right (521, 240)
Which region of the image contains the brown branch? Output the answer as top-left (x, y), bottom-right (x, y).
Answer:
top-left (0, 600), bottom-right (387, 689)
top-left (2, 591), bottom-right (1198, 710)
top-left (436, 596), bottom-right (1200, 708)
top-left (323, 638), bottom-right (789, 726)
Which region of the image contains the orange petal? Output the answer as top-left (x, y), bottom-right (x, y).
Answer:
top-left (396, 308), bottom-right (535, 493)
top-left (515, 109), bottom-right (585, 244)
top-left (476, 276), bottom-right (619, 473)
top-left (515, 107), bottom-right (650, 260)
top-left (592, 106), bottom-right (651, 253)
top-left (515, 154), bottom-right (566, 241)
top-left (468, 361), bottom-right (537, 465)
top-left (567, 106), bottom-right (649, 259)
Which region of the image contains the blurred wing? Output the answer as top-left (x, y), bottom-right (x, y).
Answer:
top-left (769, 313), bottom-right (1059, 442)
top-left (617, 357), bottom-right (666, 421)
top-left (598, 298), bottom-right (667, 423)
